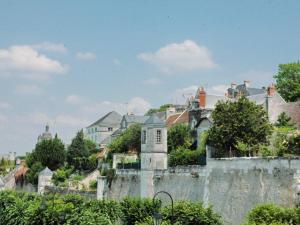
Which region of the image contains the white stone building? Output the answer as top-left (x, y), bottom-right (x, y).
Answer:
top-left (85, 111), bottom-right (122, 148)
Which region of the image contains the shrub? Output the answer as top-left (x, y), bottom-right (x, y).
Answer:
top-left (89, 180), bottom-right (97, 190)
top-left (245, 204), bottom-right (300, 225)
top-left (120, 197), bottom-right (161, 225)
top-left (169, 147), bottom-right (204, 167)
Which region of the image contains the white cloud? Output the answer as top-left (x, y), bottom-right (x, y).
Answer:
top-left (0, 45), bottom-right (68, 75)
top-left (82, 97), bottom-right (151, 116)
top-left (29, 112), bottom-right (53, 125)
top-left (65, 95), bottom-right (86, 105)
top-left (138, 40), bottom-right (216, 73)
top-left (143, 78), bottom-right (162, 85)
top-left (14, 84), bottom-right (43, 95)
top-left (0, 101), bottom-right (13, 110)
top-left (76, 52), bottom-right (96, 60)
top-left (32, 42), bottom-right (67, 53)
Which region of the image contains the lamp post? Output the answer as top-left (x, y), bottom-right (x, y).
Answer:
top-left (152, 191), bottom-right (174, 225)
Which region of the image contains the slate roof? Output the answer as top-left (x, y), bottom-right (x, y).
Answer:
top-left (87, 111), bottom-right (122, 128)
top-left (145, 115), bottom-right (165, 125)
top-left (123, 115), bottom-right (150, 124)
top-left (228, 84), bottom-right (266, 97)
top-left (39, 167), bottom-right (53, 176)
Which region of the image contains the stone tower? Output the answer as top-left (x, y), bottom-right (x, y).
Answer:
top-left (140, 115), bottom-right (167, 198)
top-left (38, 167), bottom-right (53, 194)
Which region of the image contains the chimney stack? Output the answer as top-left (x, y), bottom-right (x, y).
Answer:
top-left (198, 87), bottom-right (206, 108)
top-left (231, 82), bottom-right (237, 89)
top-left (267, 83), bottom-right (276, 97)
top-left (244, 80), bottom-right (250, 88)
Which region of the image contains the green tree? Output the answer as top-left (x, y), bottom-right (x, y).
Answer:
top-left (274, 62), bottom-right (300, 102)
top-left (207, 97), bottom-right (272, 157)
top-left (275, 112), bottom-right (294, 128)
top-left (167, 124), bottom-right (193, 153)
top-left (108, 124), bottom-right (141, 154)
top-left (25, 162), bottom-right (44, 185)
top-left (66, 130), bottom-right (97, 171)
top-left (32, 137), bottom-right (66, 171)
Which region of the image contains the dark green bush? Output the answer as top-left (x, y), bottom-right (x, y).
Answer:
top-left (169, 147), bottom-right (204, 166)
top-left (245, 204), bottom-right (300, 225)
top-left (120, 197), bottom-right (161, 225)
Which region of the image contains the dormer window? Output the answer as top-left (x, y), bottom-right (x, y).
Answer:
top-left (108, 127), bottom-right (113, 132)
top-left (142, 130), bottom-right (147, 144)
top-left (156, 129), bottom-right (162, 143)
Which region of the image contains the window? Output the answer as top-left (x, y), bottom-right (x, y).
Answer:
top-left (156, 129), bottom-right (162, 143)
top-left (142, 130), bottom-right (147, 144)
top-left (108, 127), bottom-right (113, 132)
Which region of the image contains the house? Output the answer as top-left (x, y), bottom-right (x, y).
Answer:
top-left (189, 81), bottom-right (297, 146)
top-left (85, 111), bottom-right (122, 148)
top-left (165, 109), bottom-right (189, 128)
top-left (120, 114), bottom-right (150, 130)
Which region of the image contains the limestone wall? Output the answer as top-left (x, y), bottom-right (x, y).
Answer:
top-left (107, 157), bottom-right (300, 225)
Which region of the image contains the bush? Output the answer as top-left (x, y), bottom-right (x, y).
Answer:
top-left (286, 133), bottom-right (300, 155)
top-left (169, 147), bottom-right (204, 167)
top-left (120, 197), bottom-right (161, 225)
top-left (245, 204), bottom-right (300, 225)
top-left (89, 180), bottom-right (97, 190)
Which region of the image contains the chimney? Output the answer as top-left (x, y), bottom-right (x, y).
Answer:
top-left (231, 82), bottom-right (237, 89)
top-left (244, 80), bottom-right (250, 88)
top-left (198, 87), bottom-right (206, 108)
top-left (267, 84), bottom-right (276, 97)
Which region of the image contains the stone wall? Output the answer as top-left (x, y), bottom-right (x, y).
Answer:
top-left (106, 157), bottom-right (300, 225)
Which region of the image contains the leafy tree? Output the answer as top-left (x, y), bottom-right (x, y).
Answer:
top-left (84, 139), bottom-right (98, 155)
top-left (108, 124), bottom-right (141, 154)
top-left (32, 137), bottom-right (66, 171)
top-left (207, 97), bottom-right (272, 157)
top-left (274, 62), bottom-right (300, 102)
top-left (145, 104), bottom-right (173, 115)
top-left (275, 112), bottom-right (294, 128)
top-left (66, 130), bottom-right (97, 171)
top-left (167, 124), bottom-right (193, 153)
top-left (25, 162), bottom-right (44, 185)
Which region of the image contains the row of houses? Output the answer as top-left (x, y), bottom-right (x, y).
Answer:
top-left (83, 81), bottom-right (300, 152)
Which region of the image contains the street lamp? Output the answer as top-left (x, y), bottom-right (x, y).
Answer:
top-left (152, 191), bottom-right (174, 225)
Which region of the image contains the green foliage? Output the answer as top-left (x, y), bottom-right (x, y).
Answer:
top-left (286, 133), bottom-right (300, 155)
top-left (0, 191), bottom-right (225, 225)
top-left (25, 162), bottom-right (44, 185)
top-left (273, 133), bottom-right (288, 157)
top-left (259, 144), bottom-right (272, 157)
top-left (198, 131), bottom-right (208, 155)
top-left (168, 124), bottom-right (193, 153)
top-left (275, 112), bottom-right (295, 128)
top-left (108, 124), bottom-right (141, 154)
top-left (245, 204), bottom-right (300, 225)
top-left (84, 139), bottom-right (98, 155)
top-left (27, 136), bottom-right (66, 171)
top-left (120, 197), bottom-right (161, 225)
top-left (274, 62), bottom-right (300, 102)
top-left (169, 147), bottom-right (204, 167)
top-left (207, 97), bottom-right (272, 157)
top-left (137, 201), bottom-right (223, 225)
top-left (52, 167), bottom-right (73, 186)
top-left (145, 104), bottom-right (173, 115)
top-left (66, 130), bottom-right (97, 172)
top-left (89, 180), bottom-right (97, 189)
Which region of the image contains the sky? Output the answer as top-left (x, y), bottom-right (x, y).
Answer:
top-left (0, 0), bottom-right (299, 155)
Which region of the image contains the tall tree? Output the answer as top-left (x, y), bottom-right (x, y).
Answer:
top-left (66, 130), bottom-right (90, 171)
top-left (30, 136), bottom-right (65, 170)
top-left (167, 124), bottom-right (193, 153)
top-left (207, 97), bottom-right (272, 157)
top-left (274, 62), bottom-right (300, 102)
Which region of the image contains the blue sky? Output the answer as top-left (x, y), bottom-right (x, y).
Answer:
top-left (0, 0), bottom-right (299, 155)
